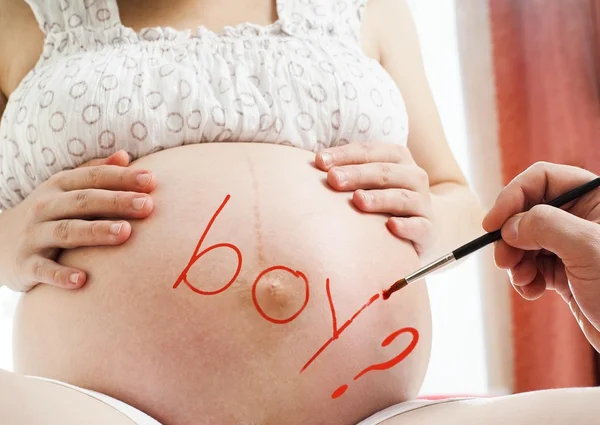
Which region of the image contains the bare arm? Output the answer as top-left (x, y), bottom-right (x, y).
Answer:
top-left (0, 0), bottom-right (6, 214)
top-left (381, 388), bottom-right (600, 425)
top-left (0, 0), bottom-right (44, 99)
top-left (365, 0), bottom-right (484, 259)
top-left (0, 0), bottom-right (8, 105)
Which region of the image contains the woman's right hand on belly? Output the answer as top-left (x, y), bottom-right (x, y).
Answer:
top-left (0, 150), bottom-right (156, 292)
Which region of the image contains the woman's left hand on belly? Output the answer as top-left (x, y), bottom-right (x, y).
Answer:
top-left (315, 143), bottom-right (434, 256)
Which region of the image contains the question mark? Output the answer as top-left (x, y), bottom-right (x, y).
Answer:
top-left (331, 327), bottom-right (419, 399)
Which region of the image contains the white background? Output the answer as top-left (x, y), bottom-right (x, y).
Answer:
top-left (0, 0), bottom-right (489, 396)
top-left (401, 0), bottom-right (488, 395)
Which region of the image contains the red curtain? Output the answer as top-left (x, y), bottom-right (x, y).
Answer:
top-left (489, 0), bottom-right (600, 391)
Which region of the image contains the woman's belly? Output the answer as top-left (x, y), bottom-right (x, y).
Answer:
top-left (13, 143), bottom-right (432, 425)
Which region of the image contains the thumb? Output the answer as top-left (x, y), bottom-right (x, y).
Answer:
top-left (80, 150), bottom-right (130, 168)
top-left (502, 204), bottom-right (600, 263)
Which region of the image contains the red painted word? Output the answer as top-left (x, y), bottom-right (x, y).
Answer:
top-left (173, 195), bottom-right (419, 398)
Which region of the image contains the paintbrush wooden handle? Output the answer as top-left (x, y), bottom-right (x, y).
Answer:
top-left (452, 229), bottom-right (502, 261)
top-left (452, 176), bottom-right (600, 261)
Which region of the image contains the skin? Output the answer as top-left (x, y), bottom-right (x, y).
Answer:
top-left (379, 387), bottom-right (600, 425)
top-left (12, 143), bottom-right (434, 425)
top-left (0, 0), bottom-right (483, 424)
top-left (318, 0), bottom-right (484, 262)
top-left (483, 162), bottom-right (600, 352)
top-left (10, 159), bottom-right (600, 425)
top-left (0, 2), bottom-right (597, 425)
top-left (380, 161), bottom-right (600, 424)
top-left (0, 368), bottom-right (136, 425)
top-left (0, 151), bottom-right (156, 291)
top-left (0, 0), bottom-right (483, 275)
top-left (4, 369), bottom-right (600, 425)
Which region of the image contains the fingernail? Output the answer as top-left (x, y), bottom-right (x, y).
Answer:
top-left (136, 173), bottom-right (152, 187)
top-left (504, 216), bottom-right (521, 240)
top-left (70, 273), bottom-right (81, 285)
top-left (321, 153), bottom-right (333, 167)
top-left (133, 197), bottom-right (147, 210)
top-left (110, 222), bottom-right (123, 235)
top-left (360, 191), bottom-right (372, 205)
top-left (334, 170), bottom-right (346, 184)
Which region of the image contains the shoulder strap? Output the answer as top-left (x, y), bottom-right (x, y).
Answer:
top-left (24, 0), bottom-right (120, 35)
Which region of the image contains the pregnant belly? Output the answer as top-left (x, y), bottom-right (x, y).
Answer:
top-left (13, 143), bottom-right (432, 425)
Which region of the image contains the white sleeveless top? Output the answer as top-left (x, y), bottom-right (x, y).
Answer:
top-left (0, 0), bottom-right (409, 210)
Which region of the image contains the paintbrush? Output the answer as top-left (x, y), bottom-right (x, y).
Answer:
top-left (383, 176), bottom-right (600, 300)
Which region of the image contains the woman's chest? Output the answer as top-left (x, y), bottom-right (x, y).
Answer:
top-left (1, 35), bottom-right (408, 193)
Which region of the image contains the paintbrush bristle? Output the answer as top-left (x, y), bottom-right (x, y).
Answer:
top-left (382, 278), bottom-right (408, 300)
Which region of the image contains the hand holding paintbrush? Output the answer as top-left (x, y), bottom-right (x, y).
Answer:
top-left (383, 165), bottom-right (600, 301)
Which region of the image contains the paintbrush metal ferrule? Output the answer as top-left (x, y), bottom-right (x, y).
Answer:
top-left (383, 252), bottom-right (456, 300)
top-left (404, 252), bottom-right (456, 285)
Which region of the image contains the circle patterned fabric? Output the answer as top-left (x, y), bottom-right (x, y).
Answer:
top-left (0, 0), bottom-right (409, 209)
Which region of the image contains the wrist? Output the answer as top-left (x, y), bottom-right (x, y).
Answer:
top-left (428, 183), bottom-right (484, 259)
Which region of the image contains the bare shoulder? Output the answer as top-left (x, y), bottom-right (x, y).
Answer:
top-left (0, 0), bottom-right (36, 22)
top-left (0, 0), bottom-right (9, 101)
top-left (0, 0), bottom-right (34, 47)
top-left (0, 0), bottom-right (43, 97)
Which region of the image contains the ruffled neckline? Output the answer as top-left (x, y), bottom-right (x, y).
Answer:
top-left (116, 15), bottom-right (336, 44)
top-left (119, 20), bottom-right (291, 43)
